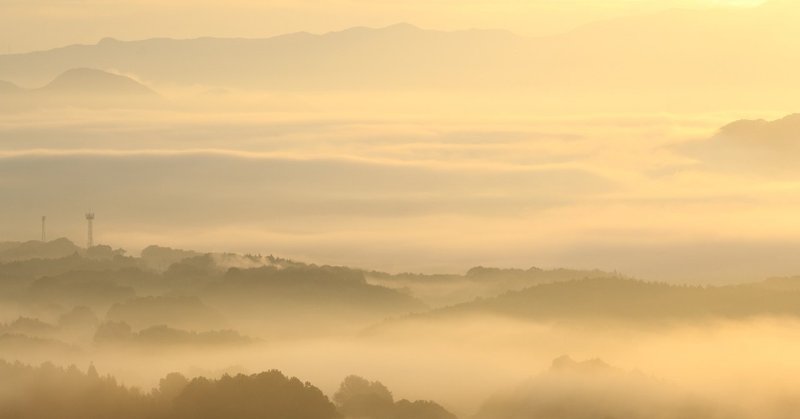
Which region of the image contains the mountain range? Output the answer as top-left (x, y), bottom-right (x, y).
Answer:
top-left (1, 1), bottom-right (799, 109)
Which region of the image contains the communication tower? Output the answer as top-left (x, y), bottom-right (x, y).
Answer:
top-left (85, 212), bottom-right (95, 248)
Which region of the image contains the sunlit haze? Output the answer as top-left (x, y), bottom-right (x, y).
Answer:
top-left (1, 1), bottom-right (800, 418)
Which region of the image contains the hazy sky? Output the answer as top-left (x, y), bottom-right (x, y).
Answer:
top-left (1, 0), bottom-right (766, 53)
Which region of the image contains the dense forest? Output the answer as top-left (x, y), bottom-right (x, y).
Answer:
top-left (0, 359), bottom-right (454, 419)
top-left (0, 239), bottom-right (615, 341)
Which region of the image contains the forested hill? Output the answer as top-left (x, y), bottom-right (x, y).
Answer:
top-left (416, 277), bottom-right (800, 323)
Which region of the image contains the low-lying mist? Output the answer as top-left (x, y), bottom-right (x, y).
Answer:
top-left (2, 100), bottom-right (800, 282)
top-left (6, 313), bottom-right (800, 418)
top-left (3, 241), bottom-right (800, 418)
top-left (5, 5), bottom-right (800, 418)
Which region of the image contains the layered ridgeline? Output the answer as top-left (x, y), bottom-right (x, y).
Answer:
top-left (4, 237), bottom-right (800, 353)
top-left (0, 239), bottom-right (610, 344)
top-left (6, 239), bottom-right (800, 417)
top-left (366, 267), bottom-right (611, 307)
top-left (2, 1), bottom-right (800, 108)
top-left (0, 239), bottom-right (428, 342)
top-left (386, 276), bottom-right (800, 327)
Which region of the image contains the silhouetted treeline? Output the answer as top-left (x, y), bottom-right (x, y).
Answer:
top-left (365, 265), bottom-right (616, 307)
top-left (0, 360), bottom-right (458, 419)
top-left (0, 240), bottom-right (427, 340)
top-left (169, 371), bottom-right (338, 419)
top-left (0, 239), bottom-right (617, 325)
top-left (95, 322), bottom-right (252, 346)
top-left (9, 239), bottom-right (800, 352)
top-left (0, 360), bottom-right (336, 419)
top-left (334, 375), bottom-right (457, 419)
top-left (105, 296), bottom-right (227, 330)
top-left (0, 240), bottom-right (425, 315)
top-left (0, 238), bottom-right (81, 263)
top-left (207, 265), bottom-right (427, 314)
top-left (0, 360), bottom-right (151, 419)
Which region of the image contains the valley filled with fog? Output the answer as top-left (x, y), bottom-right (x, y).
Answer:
top-left (3, 240), bottom-right (800, 418)
top-left (3, 100), bottom-right (800, 282)
top-left (3, 1), bottom-right (800, 417)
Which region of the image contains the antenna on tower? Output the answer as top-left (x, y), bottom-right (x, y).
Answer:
top-left (41, 216), bottom-right (46, 242)
top-left (85, 212), bottom-right (95, 248)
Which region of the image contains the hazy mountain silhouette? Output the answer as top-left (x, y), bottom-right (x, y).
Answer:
top-left (475, 356), bottom-right (737, 419)
top-left (715, 114), bottom-right (800, 150)
top-left (0, 68), bottom-right (158, 110)
top-left (105, 296), bottom-right (228, 331)
top-left (0, 24), bottom-right (524, 89)
top-left (0, 317), bottom-right (59, 338)
top-left (94, 322), bottom-right (253, 347)
top-left (2, 2), bottom-right (800, 107)
top-left (756, 276), bottom-right (800, 292)
top-left (39, 68), bottom-right (156, 96)
top-left (410, 277), bottom-right (800, 324)
top-left (0, 334), bottom-right (77, 358)
top-left (367, 266), bottom-right (613, 307)
top-left (680, 113), bottom-right (800, 173)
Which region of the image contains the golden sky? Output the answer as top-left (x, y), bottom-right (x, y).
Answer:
top-left (4, 0), bottom-right (800, 283)
top-left (1, 0), bottom-right (766, 53)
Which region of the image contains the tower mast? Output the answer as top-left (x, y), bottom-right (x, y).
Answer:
top-left (41, 216), bottom-right (46, 242)
top-left (85, 212), bottom-right (95, 248)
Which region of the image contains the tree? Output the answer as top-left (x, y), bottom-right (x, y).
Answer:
top-left (334, 375), bottom-right (457, 419)
top-left (169, 370), bottom-right (339, 419)
top-left (334, 375), bottom-right (395, 419)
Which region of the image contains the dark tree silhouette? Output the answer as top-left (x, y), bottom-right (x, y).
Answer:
top-left (334, 375), bottom-right (395, 418)
top-left (0, 360), bottom-right (341, 419)
top-left (334, 375), bottom-right (456, 419)
top-left (169, 370), bottom-right (339, 419)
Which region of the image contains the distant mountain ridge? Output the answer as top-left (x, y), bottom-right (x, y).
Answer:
top-left (0, 23), bottom-right (525, 90)
top-left (404, 277), bottom-right (800, 323)
top-left (678, 113), bottom-right (800, 174)
top-left (1, 2), bottom-right (800, 108)
top-left (40, 68), bottom-right (155, 96)
top-left (1, 68), bottom-right (155, 96)
top-left (0, 68), bottom-right (158, 109)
